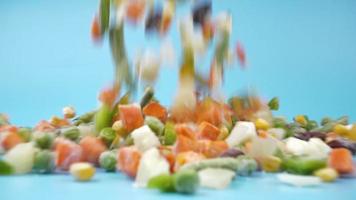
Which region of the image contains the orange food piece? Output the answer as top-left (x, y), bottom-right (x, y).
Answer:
top-left (0, 125), bottom-right (18, 133)
top-left (34, 120), bottom-right (56, 132)
top-left (196, 98), bottom-right (232, 127)
top-left (160, 15), bottom-right (172, 35)
top-left (99, 86), bottom-right (119, 106)
top-left (119, 104), bottom-right (144, 132)
top-left (55, 138), bottom-right (82, 171)
top-left (198, 121), bottom-right (220, 140)
top-left (258, 130), bottom-right (268, 138)
top-left (117, 146), bottom-right (142, 178)
top-left (174, 134), bottom-right (198, 154)
top-left (328, 148), bottom-right (354, 174)
top-left (143, 101), bottom-right (168, 122)
top-left (79, 136), bottom-right (107, 165)
top-left (175, 124), bottom-right (197, 140)
top-left (174, 151), bottom-right (205, 171)
top-left (126, 0), bottom-right (145, 23)
top-left (197, 140), bottom-right (228, 158)
top-left (159, 146), bottom-right (175, 173)
top-left (1, 131), bottom-right (23, 151)
top-left (91, 16), bottom-right (101, 42)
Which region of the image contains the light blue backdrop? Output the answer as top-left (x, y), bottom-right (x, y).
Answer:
top-left (0, 1), bottom-right (356, 199)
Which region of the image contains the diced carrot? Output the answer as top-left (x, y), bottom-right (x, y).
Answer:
top-left (236, 41), bottom-right (246, 68)
top-left (119, 104), bottom-right (144, 132)
top-left (198, 121), bottom-right (220, 140)
top-left (174, 151), bottom-right (205, 171)
top-left (328, 148), bottom-right (354, 174)
top-left (34, 120), bottom-right (56, 132)
top-left (174, 134), bottom-right (199, 154)
top-left (0, 125), bottom-right (18, 133)
top-left (79, 136), bottom-right (107, 165)
top-left (117, 146), bottom-right (142, 178)
top-left (197, 140), bottom-right (228, 158)
top-left (1, 131), bottom-right (23, 151)
top-left (91, 16), bottom-right (101, 42)
top-left (196, 98), bottom-right (232, 127)
top-left (126, 0), bottom-right (146, 23)
top-left (258, 130), bottom-right (268, 138)
top-left (143, 101), bottom-right (168, 122)
top-left (175, 124), bottom-right (197, 140)
top-left (159, 146), bottom-right (175, 173)
top-left (55, 138), bottom-right (82, 171)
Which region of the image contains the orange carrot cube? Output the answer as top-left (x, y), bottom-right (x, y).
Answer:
top-left (79, 136), bottom-right (107, 165)
top-left (119, 104), bottom-right (144, 132)
top-left (328, 148), bottom-right (354, 174)
top-left (198, 121), bottom-right (220, 140)
top-left (117, 146), bottom-right (142, 178)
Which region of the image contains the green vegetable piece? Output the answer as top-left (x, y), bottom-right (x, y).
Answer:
top-left (99, 151), bottom-right (117, 172)
top-left (62, 127), bottom-right (80, 141)
top-left (147, 173), bottom-right (175, 192)
top-left (140, 87), bottom-right (154, 108)
top-left (17, 127), bottom-right (32, 142)
top-left (33, 150), bottom-right (55, 174)
top-left (312, 116), bottom-right (349, 133)
top-left (95, 104), bottom-right (113, 132)
top-left (34, 131), bottom-right (55, 149)
top-left (173, 170), bottom-right (199, 194)
top-left (73, 110), bottom-right (97, 126)
top-left (272, 117), bottom-right (287, 128)
top-left (145, 116), bottom-right (164, 136)
top-left (99, 127), bottom-right (116, 146)
top-left (306, 120), bottom-right (318, 131)
top-left (0, 160), bottom-right (14, 175)
top-left (181, 156), bottom-right (257, 176)
top-left (100, 0), bottom-right (110, 34)
top-left (268, 97), bottom-right (279, 111)
top-left (282, 157), bottom-right (326, 175)
top-left (163, 122), bottom-right (177, 145)
top-left (124, 134), bottom-right (134, 146)
top-left (321, 117), bottom-right (333, 126)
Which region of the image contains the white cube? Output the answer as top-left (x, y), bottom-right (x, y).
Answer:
top-left (131, 125), bottom-right (160, 152)
top-left (225, 121), bottom-right (257, 147)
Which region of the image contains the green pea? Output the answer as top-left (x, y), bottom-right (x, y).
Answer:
top-left (321, 117), bottom-right (333, 126)
top-left (17, 127), bottom-right (32, 142)
top-left (173, 170), bottom-right (199, 194)
top-left (147, 173), bottom-right (175, 192)
top-left (99, 151), bottom-right (117, 172)
top-left (282, 156), bottom-right (326, 175)
top-left (0, 160), bottom-right (14, 175)
top-left (62, 127), bottom-right (80, 141)
top-left (95, 104), bottom-right (113, 132)
top-left (33, 131), bottom-right (55, 149)
top-left (100, 127), bottom-right (116, 146)
top-left (145, 116), bottom-right (164, 136)
top-left (268, 97), bottom-right (279, 111)
top-left (306, 120), bottom-right (318, 131)
top-left (272, 117), bottom-right (287, 128)
top-left (163, 122), bottom-right (176, 145)
top-left (73, 110), bottom-right (96, 126)
top-left (33, 150), bottom-right (55, 174)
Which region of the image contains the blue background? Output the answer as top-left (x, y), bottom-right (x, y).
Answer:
top-left (1, 0), bottom-right (356, 199)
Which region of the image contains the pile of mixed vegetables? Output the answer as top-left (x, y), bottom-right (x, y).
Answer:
top-left (1, 0), bottom-right (356, 194)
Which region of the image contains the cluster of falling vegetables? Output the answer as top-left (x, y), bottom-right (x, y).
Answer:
top-left (1, 0), bottom-right (356, 194)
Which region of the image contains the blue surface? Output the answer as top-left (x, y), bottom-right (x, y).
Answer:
top-left (1, 0), bottom-right (356, 199)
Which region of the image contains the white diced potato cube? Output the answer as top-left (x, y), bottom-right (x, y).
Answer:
top-left (198, 168), bottom-right (236, 189)
top-left (225, 121), bottom-right (257, 147)
top-left (131, 125), bottom-right (160, 152)
top-left (4, 143), bottom-right (36, 174)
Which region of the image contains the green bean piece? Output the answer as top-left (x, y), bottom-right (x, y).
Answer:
top-left (100, 127), bottom-right (116, 146)
top-left (147, 173), bottom-right (175, 192)
top-left (0, 160), bottom-right (14, 175)
top-left (272, 117), bottom-right (287, 128)
top-left (140, 87), bottom-right (154, 108)
top-left (33, 150), bottom-right (55, 174)
top-left (163, 122), bottom-right (177, 145)
top-left (282, 156), bottom-right (326, 175)
top-left (62, 127), bottom-right (80, 141)
top-left (306, 120), bottom-right (318, 131)
top-left (312, 116), bottom-right (349, 133)
top-left (99, 0), bottom-right (110, 34)
top-left (99, 151), bottom-right (117, 172)
top-left (17, 127), bottom-right (32, 142)
top-left (145, 116), bottom-right (164, 136)
top-left (73, 110), bottom-right (97, 126)
top-left (321, 117), bottom-right (333, 126)
top-left (95, 104), bottom-right (113, 132)
top-left (268, 97), bottom-right (279, 111)
top-left (173, 170), bottom-right (199, 194)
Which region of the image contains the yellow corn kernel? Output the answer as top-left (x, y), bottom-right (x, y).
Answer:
top-left (333, 124), bottom-right (349, 136)
top-left (112, 120), bottom-right (128, 137)
top-left (294, 115), bottom-right (307, 126)
top-left (314, 168), bottom-right (338, 182)
top-left (217, 126), bottom-right (229, 140)
top-left (346, 125), bottom-right (356, 141)
top-left (260, 156), bottom-right (281, 173)
top-left (62, 106), bottom-right (76, 119)
top-left (70, 162), bottom-right (95, 182)
top-left (254, 118), bottom-right (270, 130)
